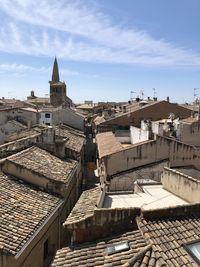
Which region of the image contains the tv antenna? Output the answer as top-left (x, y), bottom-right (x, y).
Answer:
top-left (153, 88), bottom-right (156, 98)
top-left (140, 89), bottom-right (144, 100)
top-left (194, 88), bottom-right (199, 102)
top-left (130, 91), bottom-right (136, 102)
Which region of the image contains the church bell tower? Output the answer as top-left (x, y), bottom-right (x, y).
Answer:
top-left (49, 57), bottom-right (67, 107)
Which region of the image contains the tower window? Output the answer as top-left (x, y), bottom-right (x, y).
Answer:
top-left (45, 113), bottom-right (51, 118)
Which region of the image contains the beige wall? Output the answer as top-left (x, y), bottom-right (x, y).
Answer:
top-left (52, 108), bottom-right (84, 130)
top-left (179, 121), bottom-right (200, 146)
top-left (109, 161), bottom-right (168, 191)
top-left (100, 136), bottom-right (200, 178)
top-left (161, 167), bottom-right (200, 203)
top-left (0, 121), bottom-right (26, 144)
top-left (2, 160), bottom-right (71, 197)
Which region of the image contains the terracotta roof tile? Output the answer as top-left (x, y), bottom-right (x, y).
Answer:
top-left (52, 230), bottom-right (158, 267)
top-left (55, 126), bottom-right (85, 153)
top-left (138, 214), bottom-right (200, 266)
top-left (64, 187), bottom-right (101, 226)
top-left (0, 172), bottom-right (62, 255)
top-left (96, 132), bottom-right (123, 158)
top-left (6, 146), bottom-right (77, 184)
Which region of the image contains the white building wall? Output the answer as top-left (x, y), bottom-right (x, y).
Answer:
top-left (40, 112), bottom-right (52, 125)
top-left (130, 126), bottom-right (149, 144)
top-left (152, 122), bottom-right (164, 135)
top-left (52, 108), bottom-right (84, 130)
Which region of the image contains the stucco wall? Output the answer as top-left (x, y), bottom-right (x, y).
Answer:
top-left (161, 167), bottom-right (200, 203)
top-left (52, 108), bottom-right (84, 130)
top-left (104, 136), bottom-right (200, 177)
top-left (179, 121), bottom-right (200, 146)
top-left (0, 108), bottom-right (38, 128)
top-left (1, 160), bottom-right (66, 197)
top-left (109, 161), bottom-right (168, 191)
top-left (0, 121), bottom-right (26, 144)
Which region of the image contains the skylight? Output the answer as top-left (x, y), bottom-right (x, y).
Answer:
top-left (106, 241), bottom-right (130, 255)
top-left (184, 240), bottom-right (200, 265)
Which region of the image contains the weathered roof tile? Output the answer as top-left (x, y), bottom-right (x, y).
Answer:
top-left (0, 172), bottom-right (62, 255)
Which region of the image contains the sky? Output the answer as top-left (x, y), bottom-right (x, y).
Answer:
top-left (0, 0), bottom-right (200, 103)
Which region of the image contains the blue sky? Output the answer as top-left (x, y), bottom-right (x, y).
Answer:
top-left (0, 0), bottom-right (200, 103)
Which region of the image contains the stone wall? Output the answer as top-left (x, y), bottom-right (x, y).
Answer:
top-left (67, 208), bottom-right (140, 244)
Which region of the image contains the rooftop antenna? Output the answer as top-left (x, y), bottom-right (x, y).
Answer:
top-left (140, 89), bottom-right (144, 100)
top-left (153, 88), bottom-right (156, 98)
top-left (194, 88), bottom-right (199, 103)
top-left (194, 88), bottom-right (200, 119)
top-left (130, 91), bottom-right (136, 102)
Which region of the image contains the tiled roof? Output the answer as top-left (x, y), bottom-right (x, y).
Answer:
top-left (52, 230), bottom-right (154, 267)
top-left (64, 187), bottom-right (101, 226)
top-left (6, 128), bottom-right (40, 142)
top-left (137, 214), bottom-right (200, 266)
top-left (6, 146), bottom-right (77, 184)
top-left (55, 126), bottom-right (85, 153)
top-left (26, 97), bottom-right (50, 104)
top-left (93, 115), bottom-right (106, 125)
top-left (96, 132), bottom-right (123, 158)
top-left (101, 101), bottom-right (160, 123)
top-left (0, 172), bottom-right (62, 255)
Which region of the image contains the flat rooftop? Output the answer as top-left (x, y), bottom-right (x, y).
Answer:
top-left (103, 185), bottom-right (188, 210)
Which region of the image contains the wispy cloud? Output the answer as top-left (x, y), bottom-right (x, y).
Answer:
top-left (0, 0), bottom-right (200, 67)
top-left (0, 63), bottom-right (47, 73)
top-left (0, 62), bottom-right (91, 78)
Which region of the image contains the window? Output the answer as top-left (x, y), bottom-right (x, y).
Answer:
top-left (106, 241), bottom-right (129, 255)
top-left (184, 240), bottom-right (200, 265)
top-left (43, 239), bottom-right (49, 260)
top-left (45, 113), bottom-right (51, 118)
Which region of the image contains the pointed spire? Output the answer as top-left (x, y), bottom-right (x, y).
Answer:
top-left (52, 56), bottom-right (60, 82)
